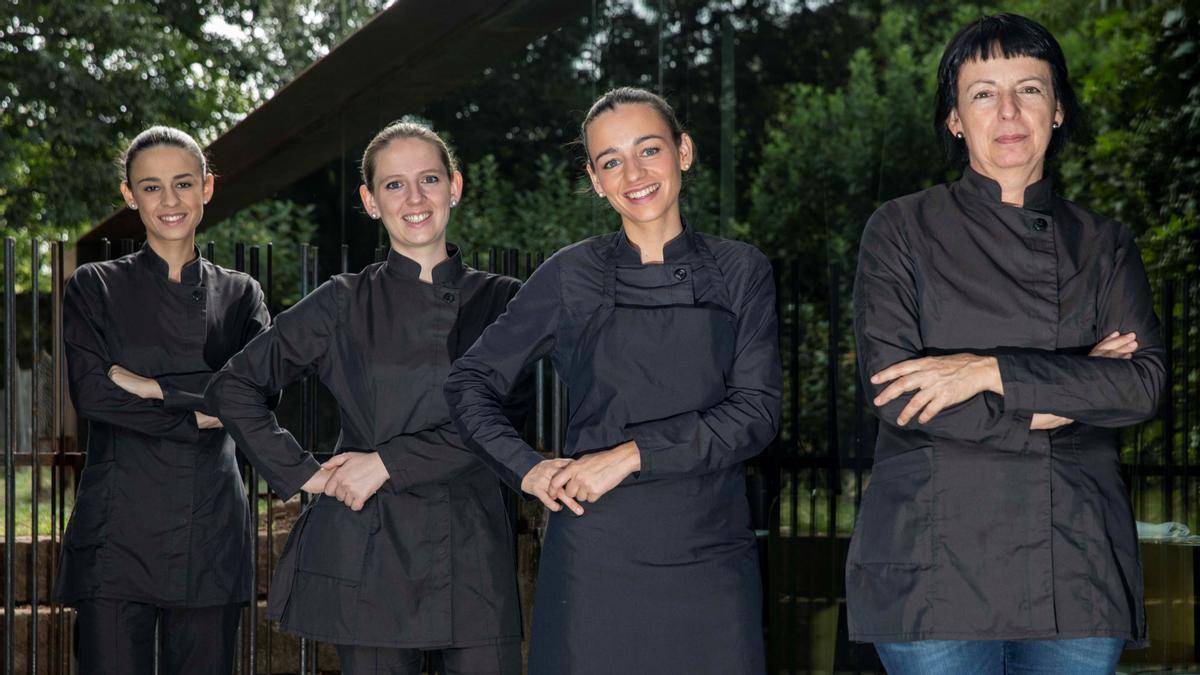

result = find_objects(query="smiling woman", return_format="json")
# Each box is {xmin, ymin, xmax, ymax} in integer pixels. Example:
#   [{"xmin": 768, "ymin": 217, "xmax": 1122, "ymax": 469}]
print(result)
[
  {"xmin": 56, "ymin": 126, "xmax": 272, "ymax": 674},
  {"xmin": 446, "ymin": 88, "xmax": 782, "ymax": 675}
]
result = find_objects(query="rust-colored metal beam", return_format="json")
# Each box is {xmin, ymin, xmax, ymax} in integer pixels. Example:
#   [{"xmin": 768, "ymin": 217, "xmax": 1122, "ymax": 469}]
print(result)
[{"xmin": 79, "ymin": 0, "xmax": 586, "ymax": 246}]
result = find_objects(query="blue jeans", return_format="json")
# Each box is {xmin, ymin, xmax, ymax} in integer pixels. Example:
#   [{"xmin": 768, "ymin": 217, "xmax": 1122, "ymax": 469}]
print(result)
[{"xmin": 873, "ymin": 638, "xmax": 1125, "ymax": 674}]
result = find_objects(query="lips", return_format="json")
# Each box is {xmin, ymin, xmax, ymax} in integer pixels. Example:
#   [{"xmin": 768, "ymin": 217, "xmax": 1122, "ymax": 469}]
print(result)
[
  {"xmin": 623, "ymin": 183, "xmax": 661, "ymax": 203},
  {"xmin": 995, "ymin": 134, "xmax": 1028, "ymax": 144},
  {"xmin": 402, "ymin": 211, "xmax": 432, "ymax": 224}
]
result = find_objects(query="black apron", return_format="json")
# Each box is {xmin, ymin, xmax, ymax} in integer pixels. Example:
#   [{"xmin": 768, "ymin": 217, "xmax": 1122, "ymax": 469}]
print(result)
[{"xmin": 528, "ymin": 244, "xmax": 765, "ymax": 675}]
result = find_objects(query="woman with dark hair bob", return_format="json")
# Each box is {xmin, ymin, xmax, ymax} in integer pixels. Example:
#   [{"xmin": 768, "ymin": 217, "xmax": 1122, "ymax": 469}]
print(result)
[
  {"xmin": 447, "ymin": 87, "xmax": 781, "ymax": 674},
  {"xmin": 55, "ymin": 126, "xmax": 271, "ymax": 673},
  {"xmin": 848, "ymin": 12, "xmax": 1162, "ymax": 674}
]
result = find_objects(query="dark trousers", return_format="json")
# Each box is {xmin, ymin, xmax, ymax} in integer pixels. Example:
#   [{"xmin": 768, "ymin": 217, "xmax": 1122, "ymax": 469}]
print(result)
[
  {"xmin": 336, "ymin": 640, "xmax": 521, "ymax": 675},
  {"xmin": 74, "ymin": 597, "xmax": 241, "ymax": 675}
]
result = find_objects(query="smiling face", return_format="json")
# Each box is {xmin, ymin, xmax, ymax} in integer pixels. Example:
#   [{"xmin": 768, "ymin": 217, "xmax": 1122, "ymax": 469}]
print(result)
[
  {"xmin": 119, "ymin": 145, "xmax": 213, "ymax": 247},
  {"xmin": 359, "ymin": 137, "xmax": 462, "ymax": 257},
  {"xmin": 947, "ymin": 54, "xmax": 1063, "ymax": 181},
  {"xmin": 584, "ymin": 103, "xmax": 694, "ymax": 231}
]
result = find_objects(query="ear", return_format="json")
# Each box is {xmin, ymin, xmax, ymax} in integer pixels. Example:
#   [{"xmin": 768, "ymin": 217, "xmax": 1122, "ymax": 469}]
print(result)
[
  {"xmin": 119, "ymin": 182, "xmax": 136, "ymax": 209},
  {"xmin": 359, "ymin": 184, "xmax": 378, "ymax": 218},
  {"xmin": 1053, "ymin": 102, "xmax": 1064, "ymax": 128},
  {"xmin": 450, "ymin": 170, "xmax": 464, "ymax": 205},
  {"xmin": 945, "ymin": 109, "xmax": 962, "ymax": 137},
  {"xmin": 678, "ymin": 132, "xmax": 695, "ymax": 172},
  {"xmin": 585, "ymin": 162, "xmax": 604, "ymax": 196},
  {"xmin": 201, "ymin": 173, "xmax": 215, "ymax": 205}
]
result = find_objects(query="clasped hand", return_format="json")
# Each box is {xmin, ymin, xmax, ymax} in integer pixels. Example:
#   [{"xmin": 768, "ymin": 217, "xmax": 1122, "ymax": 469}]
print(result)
[
  {"xmin": 300, "ymin": 451, "xmax": 390, "ymax": 512},
  {"xmin": 520, "ymin": 441, "xmax": 642, "ymax": 517},
  {"xmin": 870, "ymin": 331, "xmax": 1138, "ymax": 429}
]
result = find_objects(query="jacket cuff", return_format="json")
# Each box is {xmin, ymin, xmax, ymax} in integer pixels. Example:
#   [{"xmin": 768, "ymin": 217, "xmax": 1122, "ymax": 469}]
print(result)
[
  {"xmin": 161, "ymin": 384, "xmax": 209, "ymax": 413},
  {"xmin": 996, "ymin": 354, "xmax": 1034, "ymax": 415},
  {"xmin": 273, "ymin": 455, "xmax": 325, "ymax": 501}
]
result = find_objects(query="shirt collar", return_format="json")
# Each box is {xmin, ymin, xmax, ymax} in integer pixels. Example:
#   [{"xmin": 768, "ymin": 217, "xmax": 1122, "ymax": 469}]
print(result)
[
  {"xmin": 613, "ymin": 219, "xmax": 698, "ymax": 265},
  {"xmin": 383, "ymin": 244, "xmax": 466, "ymax": 285},
  {"xmin": 958, "ymin": 165, "xmax": 1055, "ymax": 213},
  {"xmin": 134, "ymin": 242, "xmax": 205, "ymax": 285}
]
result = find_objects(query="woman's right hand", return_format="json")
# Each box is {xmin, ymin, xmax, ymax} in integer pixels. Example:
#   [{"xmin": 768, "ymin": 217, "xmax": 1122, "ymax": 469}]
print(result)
[
  {"xmin": 1029, "ymin": 332, "xmax": 1139, "ymax": 430},
  {"xmin": 521, "ymin": 459, "xmax": 584, "ymax": 516},
  {"xmin": 195, "ymin": 412, "xmax": 223, "ymax": 429}
]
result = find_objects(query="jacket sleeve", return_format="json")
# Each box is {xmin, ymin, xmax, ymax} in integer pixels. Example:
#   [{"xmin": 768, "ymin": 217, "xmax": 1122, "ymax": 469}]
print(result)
[
  {"xmin": 854, "ymin": 205, "xmax": 1035, "ymax": 451},
  {"xmin": 996, "ymin": 222, "xmax": 1165, "ymax": 426},
  {"xmin": 161, "ymin": 280, "xmax": 274, "ymax": 413},
  {"xmin": 445, "ymin": 260, "xmax": 560, "ymax": 493},
  {"xmin": 204, "ymin": 281, "xmax": 335, "ymax": 499},
  {"xmin": 64, "ymin": 267, "xmax": 200, "ymax": 443},
  {"xmin": 377, "ymin": 423, "xmax": 484, "ymax": 493},
  {"xmin": 624, "ymin": 249, "xmax": 782, "ymax": 477}
]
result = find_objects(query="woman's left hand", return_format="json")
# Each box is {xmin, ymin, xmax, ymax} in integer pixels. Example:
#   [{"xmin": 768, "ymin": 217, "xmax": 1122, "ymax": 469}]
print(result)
[
  {"xmin": 108, "ymin": 364, "xmax": 163, "ymax": 400},
  {"xmin": 871, "ymin": 354, "xmax": 1002, "ymax": 426},
  {"xmin": 550, "ymin": 441, "xmax": 642, "ymax": 505},
  {"xmin": 321, "ymin": 452, "xmax": 390, "ymax": 511}
]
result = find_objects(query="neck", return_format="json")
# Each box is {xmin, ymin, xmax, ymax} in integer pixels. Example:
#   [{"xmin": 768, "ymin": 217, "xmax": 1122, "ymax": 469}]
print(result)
[
  {"xmin": 393, "ymin": 240, "xmax": 450, "ymax": 284},
  {"xmin": 971, "ymin": 159, "xmax": 1045, "ymax": 208},
  {"xmin": 621, "ymin": 204, "xmax": 684, "ymax": 264},
  {"xmin": 146, "ymin": 236, "xmax": 197, "ymax": 283}
]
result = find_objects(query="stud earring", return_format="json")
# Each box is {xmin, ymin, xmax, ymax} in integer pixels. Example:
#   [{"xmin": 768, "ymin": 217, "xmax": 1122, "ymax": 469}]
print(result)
[
  {"xmin": 451, "ymin": 199, "xmax": 458, "ymax": 207},
  {"xmin": 370, "ymin": 212, "xmax": 379, "ymax": 219},
  {"xmin": 955, "ymin": 132, "xmax": 964, "ymax": 140},
  {"xmin": 129, "ymin": 203, "xmax": 137, "ymax": 210},
  {"xmin": 1051, "ymin": 121, "xmax": 1060, "ymax": 129}
]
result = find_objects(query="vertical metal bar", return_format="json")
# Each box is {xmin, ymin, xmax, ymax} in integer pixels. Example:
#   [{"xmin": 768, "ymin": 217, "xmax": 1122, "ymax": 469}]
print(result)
[
  {"xmin": 341, "ymin": 243, "xmax": 350, "ymax": 274},
  {"xmin": 51, "ymin": 241, "xmax": 67, "ymax": 675},
  {"xmin": 30, "ymin": 239, "xmax": 40, "ymax": 674},
  {"xmin": 307, "ymin": 245, "xmax": 319, "ymax": 673},
  {"xmin": 5, "ymin": 237, "xmax": 16, "ymax": 675},
  {"xmin": 534, "ymin": 253, "xmax": 546, "ymax": 453},
  {"xmin": 230, "ymin": 243, "xmax": 246, "ymax": 675},
  {"xmin": 246, "ymin": 245, "xmax": 261, "ymax": 675},
  {"xmin": 374, "ymin": 245, "xmax": 385, "ymax": 264},
  {"xmin": 207, "ymin": 241, "xmax": 217, "ymax": 265},
  {"xmin": 1163, "ymin": 280, "xmax": 1175, "ymax": 521},
  {"xmin": 719, "ymin": 13, "xmax": 735, "ymax": 237},
  {"xmin": 1183, "ymin": 276, "xmax": 1192, "ymax": 525},
  {"xmin": 265, "ymin": 243, "xmax": 275, "ymax": 675},
  {"xmin": 488, "ymin": 247, "xmax": 497, "ymax": 274},
  {"xmin": 102, "ymin": 237, "xmax": 111, "ymax": 261},
  {"xmin": 298, "ymin": 243, "xmax": 310, "ymax": 675},
  {"xmin": 121, "ymin": 238, "xmax": 134, "ymax": 257}
]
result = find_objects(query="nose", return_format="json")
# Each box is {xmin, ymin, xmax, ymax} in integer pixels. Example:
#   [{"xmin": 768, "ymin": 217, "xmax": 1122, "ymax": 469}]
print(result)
[
  {"xmin": 622, "ymin": 156, "xmax": 646, "ymax": 183},
  {"xmin": 406, "ymin": 184, "xmax": 424, "ymax": 205},
  {"xmin": 998, "ymin": 90, "xmax": 1019, "ymax": 120},
  {"xmin": 161, "ymin": 185, "xmax": 181, "ymax": 207}
]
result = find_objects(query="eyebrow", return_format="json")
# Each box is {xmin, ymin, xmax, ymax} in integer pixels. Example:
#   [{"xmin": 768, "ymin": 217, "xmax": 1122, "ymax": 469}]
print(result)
[
  {"xmin": 379, "ymin": 168, "xmax": 443, "ymax": 181},
  {"xmin": 135, "ymin": 173, "xmax": 196, "ymax": 185},
  {"xmin": 593, "ymin": 134, "xmax": 667, "ymax": 162},
  {"xmin": 966, "ymin": 76, "xmax": 1049, "ymax": 87}
]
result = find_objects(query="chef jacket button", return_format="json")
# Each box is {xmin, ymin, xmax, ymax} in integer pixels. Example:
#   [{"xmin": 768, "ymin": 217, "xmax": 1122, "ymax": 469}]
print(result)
[
  {"xmin": 190, "ymin": 289, "xmax": 203, "ymax": 302},
  {"xmin": 673, "ymin": 267, "xmax": 688, "ymax": 281},
  {"xmin": 442, "ymin": 292, "xmax": 456, "ymax": 304},
  {"xmin": 1032, "ymin": 218, "xmax": 1048, "ymax": 232}
]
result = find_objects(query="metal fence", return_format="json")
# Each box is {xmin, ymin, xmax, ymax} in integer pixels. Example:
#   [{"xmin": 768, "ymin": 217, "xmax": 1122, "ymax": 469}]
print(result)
[{"xmin": 2, "ymin": 237, "xmax": 1197, "ymax": 673}]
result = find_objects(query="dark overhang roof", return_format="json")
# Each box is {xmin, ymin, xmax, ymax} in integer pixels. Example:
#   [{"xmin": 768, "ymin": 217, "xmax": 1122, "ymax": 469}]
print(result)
[{"xmin": 80, "ymin": 0, "xmax": 586, "ymax": 244}]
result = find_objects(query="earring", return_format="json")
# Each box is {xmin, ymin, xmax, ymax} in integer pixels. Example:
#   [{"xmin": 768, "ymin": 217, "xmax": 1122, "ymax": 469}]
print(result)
[
  {"xmin": 1051, "ymin": 121, "xmax": 1060, "ymax": 129},
  {"xmin": 370, "ymin": 212, "xmax": 379, "ymax": 219},
  {"xmin": 450, "ymin": 199, "xmax": 458, "ymax": 207},
  {"xmin": 955, "ymin": 132, "xmax": 964, "ymax": 140},
  {"xmin": 129, "ymin": 203, "xmax": 137, "ymax": 210}
]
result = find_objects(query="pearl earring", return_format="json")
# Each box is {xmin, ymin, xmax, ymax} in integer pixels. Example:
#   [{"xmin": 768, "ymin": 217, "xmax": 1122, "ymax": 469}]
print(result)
[
  {"xmin": 1052, "ymin": 121, "xmax": 1060, "ymax": 129},
  {"xmin": 129, "ymin": 204, "xmax": 137, "ymax": 210},
  {"xmin": 955, "ymin": 132, "xmax": 964, "ymax": 140},
  {"xmin": 451, "ymin": 199, "xmax": 458, "ymax": 207}
]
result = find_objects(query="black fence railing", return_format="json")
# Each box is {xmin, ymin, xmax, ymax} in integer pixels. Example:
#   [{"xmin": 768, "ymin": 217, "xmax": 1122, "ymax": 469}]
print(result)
[{"xmin": 1, "ymin": 236, "xmax": 1197, "ymax": 673}]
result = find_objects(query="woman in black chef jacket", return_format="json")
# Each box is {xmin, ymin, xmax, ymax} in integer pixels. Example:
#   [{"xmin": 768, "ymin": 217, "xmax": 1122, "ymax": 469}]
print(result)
[
  {"xmin": 848, "ymin": 14, "xmax": 1164, "ymax": 673},
  {"xmin": 445, "ymin": 87, "xmax": 782, "ymax": 675},
  {"xmin": 205, "ymin": 121, "xmax": 525, "ymax": 675},
  {"xmin": 55, "ymin": 126, "xmax": 272, "ymax": 674}
]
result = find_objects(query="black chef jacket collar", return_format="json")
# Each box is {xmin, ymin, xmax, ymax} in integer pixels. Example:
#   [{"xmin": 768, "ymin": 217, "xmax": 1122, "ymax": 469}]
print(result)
[
  {"xmin": 383, "ymin": 244, "xmax": 466, "ymax": 286},
  {"xmin": 959, "ymin": 165, "xmax": 1054, "ymax": 213},
  {"xmin": 134, "ymin": 242, "xmax": 205, "ymax": 285},
  {"xmin": 613, "ymin": 220, "xmax": 698, "ymax": 266}
]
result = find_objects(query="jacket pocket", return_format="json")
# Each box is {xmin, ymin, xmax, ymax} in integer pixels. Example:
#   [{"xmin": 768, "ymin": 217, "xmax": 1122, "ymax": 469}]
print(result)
[
  {"xmin": 64, "ymin": 460, "xmax": 115, "ymax": 547},
  {"xmin": 849, "ymin": 448, "xmax": 933, "ymax": 567},
  {"xmin": 296, "ymin": 495, "xmax": 378, "ymax": 585}
]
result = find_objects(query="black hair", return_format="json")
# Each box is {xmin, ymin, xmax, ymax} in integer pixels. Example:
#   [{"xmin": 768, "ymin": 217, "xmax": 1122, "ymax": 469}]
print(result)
[
  {"xmin": 934, "ymin": 12, "xmax": 1082, "ymax": 167},
  {"xmin": 121, "ymin": 126, "xmax": 209, "ymax": 185},
  {"xmin": 580, "ymin": 87, "xmax": 691, "ymax": 167}
]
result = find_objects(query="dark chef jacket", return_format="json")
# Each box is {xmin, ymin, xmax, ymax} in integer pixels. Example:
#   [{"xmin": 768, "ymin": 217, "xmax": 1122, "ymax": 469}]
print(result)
[
  {"xmin": 205, "ymin": 246, "xmax": 525, "ymax": 648},
  {"xmin": 847, "ymin": 166, "xmax": 1164, "ymax": 646},
  {"xmin": 55, "ymin": 244, "xmax": 270, "ymax": 608}
]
